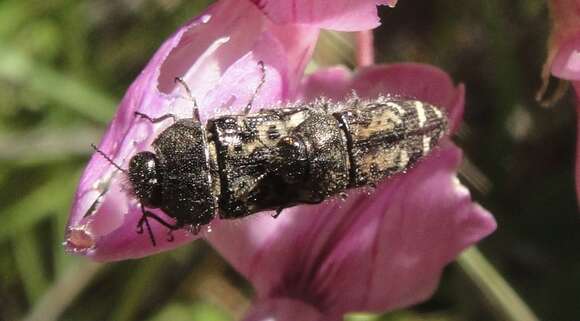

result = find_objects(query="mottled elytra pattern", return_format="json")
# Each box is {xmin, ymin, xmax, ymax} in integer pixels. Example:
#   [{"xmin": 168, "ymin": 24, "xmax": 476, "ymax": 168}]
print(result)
[
  {"xmin": 207, "ymin": 107, "xmax": 316, "ymax": 217},
  {"xmin": 289, "ymin": 109, "xmax": 350, "ymax": 202},
  {"xmin": 120, "ymin": 96, "xmax": 448, "ymax": 244},
  {"xmin": 334, "ymin": 98, "xmax": 447, "ymax": 187}
]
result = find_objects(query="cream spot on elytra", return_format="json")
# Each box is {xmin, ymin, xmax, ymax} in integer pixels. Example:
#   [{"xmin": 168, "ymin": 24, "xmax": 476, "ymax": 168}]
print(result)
[
  {"xmin": 414, "ymin": 101, "xmax": 426, "ymax": 127},
  {"xmin": 422, "ymin": 135, "xmax": 431, "ymax": 155}
]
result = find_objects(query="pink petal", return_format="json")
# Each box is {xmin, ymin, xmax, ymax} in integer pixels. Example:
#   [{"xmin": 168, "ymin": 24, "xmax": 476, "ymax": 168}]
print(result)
[
  {"xmin": 210, "ymin": 144, "xmax": 495, "ymax": 316},
  {"xmin": 300, "ymin": 66, "xmax": 353, "ymax": 99},
  {"xmin": 301, "ymin": 64, "xmax": 465, "ymax": 133},
  {"xmin": 65, "ymin": 0, "xmax": 318, "ymax": 261},
  {"xmin": 251, "ymin": 0, "xmax": 396, "ymax": 32},
  {"xmin": 551, "ymin": 33, "xmax": 580, "ymax": 80},
  {"xmin": 540, "ymin": 1, "xmax": 580, "ymax": 96},
  {"xmin": 547, "ymin": 0, "xmax": 580, "ymax": 44},
  {"xmin": 208, "ymin": 65, "xmax": 496, "ymax": 316}
]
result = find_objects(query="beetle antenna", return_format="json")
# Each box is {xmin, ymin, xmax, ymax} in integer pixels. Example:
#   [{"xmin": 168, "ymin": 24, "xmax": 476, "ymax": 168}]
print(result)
[{"xmin": 90, "ymin": 144, "xmax": 127, "ymax": 174}]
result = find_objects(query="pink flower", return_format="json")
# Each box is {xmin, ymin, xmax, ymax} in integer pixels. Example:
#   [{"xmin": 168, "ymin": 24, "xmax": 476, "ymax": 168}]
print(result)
[
  {"xmin": 65, "ymin": 0, "xmax": 403, "ymax": 260},
  {"xmin": 65, "ymin": 0, "xmax": 496, "ymax": 317},
  {"xmin": 251, "ymin": 0, "xmax": 397, "ymax": 31},
  {"xmin": 540, "ymin": 0, "xmax": 580, "ymax": 203},
  {"xmin": 65, "ymin": 0, "xmax": 320, "ymax": 260},
  {"xmin": 209, "ymin": 65, "xmax": 495, "ymax": 320}
]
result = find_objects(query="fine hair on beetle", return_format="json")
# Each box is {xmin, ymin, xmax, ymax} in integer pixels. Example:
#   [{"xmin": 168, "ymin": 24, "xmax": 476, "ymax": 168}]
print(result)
[{"xmin": 90, "ymin": 61, "xmax": 449, "ymax": 246}]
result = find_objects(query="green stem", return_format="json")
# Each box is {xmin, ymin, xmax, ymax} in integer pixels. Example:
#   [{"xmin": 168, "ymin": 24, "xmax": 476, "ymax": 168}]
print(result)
[
  {"xmin": 458, "ymin": 247, "xmax": 540, "ymax": 321},
  {"xmin": 22, "ymin": 260, "xmax": 103, "ymax": 321},
  {"xmin": 0, "ymin": 45, "xmax": 116, "ymax": 124}
]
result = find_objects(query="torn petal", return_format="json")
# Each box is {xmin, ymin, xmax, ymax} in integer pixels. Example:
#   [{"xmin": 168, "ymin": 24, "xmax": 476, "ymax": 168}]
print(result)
[{"xmin": 66, "ymin": 0, "xmax": 318, "ymax": 261}]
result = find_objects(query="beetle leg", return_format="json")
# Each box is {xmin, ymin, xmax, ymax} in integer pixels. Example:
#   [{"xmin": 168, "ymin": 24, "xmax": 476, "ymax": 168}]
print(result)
[
  {"xmin": 272, "ymin": 207, "xmax": 284, "ymax": 219},
  {"xmin": 243, "ymin": 60, "xmax": 266, "ymax": 114},
  {"xmin": 190, "ymin": 224, "xmax": 202, "ymax": 235},
  {"xmin": 142, "ymin": 211, "xmax": 180, "ymax": 229},
  {"xmin": 137, "ymin": 205, "xmax": 180, "ymax": 246},
  {"xmin": 137, "ymin": 214, "xmax": 157, "ymax": 246},
  {"xmin": 174, "ymin": 77, "xmax": 201, "ymax": 122},
  {"xmin": 166, "ymin": 230, "xmax": 175, "ymax": 242},
  {"xmin": 174, "ymin": 77, "xmax": 195, "ymax": 102},
  {"xmin": 134, "ymin": 111, "xmax": 177, "ymax": 124}
]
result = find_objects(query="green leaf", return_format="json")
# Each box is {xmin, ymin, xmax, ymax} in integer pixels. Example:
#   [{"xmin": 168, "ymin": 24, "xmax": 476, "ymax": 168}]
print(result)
[
  {"xmin": 0, "ymin": 1, "xmax": 30, "ymax": 38},
  {"xmin": 148, "ymin": 303, "xmax": 232, "ymax": 321},
  {"xmin": 23, "ymin": 259, "xmax": 103, "ymax": 321},
  {"xmin": 0, "ymin": 45, "xmax": 116, "ymax": 124},
  {"xmin": 109, "ymin": 256, "xmax": 168, "ymax": 321},
  {"xmin": 345, "ymin": 313, "xmax": 381, "ymax": 321},
  {"xmin": 0, "ymin": 127, "xmax": 100, "ymax": 163},
  {"xmin": 457, "ymin": 247, "xmax": 539, "ymax": 321},
  {"xmin": 0, "ymin": 170, "xmax": 78, "ymax": 243},
  {"xmin": 12, "ymin": 231, "xmax": 49, "ymax": 304}
]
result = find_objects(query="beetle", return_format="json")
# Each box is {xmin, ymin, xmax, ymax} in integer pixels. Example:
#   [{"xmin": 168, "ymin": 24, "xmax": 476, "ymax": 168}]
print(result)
[{"xmin": 91, "ymin": 65, "xmax": 448, "ymax": 246}]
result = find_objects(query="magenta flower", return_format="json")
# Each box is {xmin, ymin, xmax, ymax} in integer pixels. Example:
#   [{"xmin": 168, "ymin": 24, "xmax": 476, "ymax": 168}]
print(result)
[
  {"xmin": 540, "ymin": 0, "xmax": 580, "ymax": 203},
  {"xmin": 251, "ymin": 0, "xmax": 397, "ymax": 31},
  {"xmin": 65, "ymin": 0, "xmax": 320, "ymax": 260},
  {"xmin": 210, "ymin": 65, "xmax": 495, "ymax": 320},
  {"xmin": 65, "ymin": 0, "xmax": 496, "ymax": 317}
]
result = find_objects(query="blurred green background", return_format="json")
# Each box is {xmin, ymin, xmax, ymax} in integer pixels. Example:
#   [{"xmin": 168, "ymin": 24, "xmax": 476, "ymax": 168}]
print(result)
[{"xmin": 0, "ymin": 1, "xmax": 577, "ymax": 321}]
